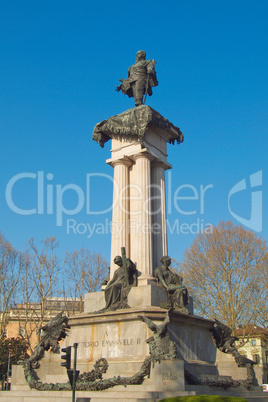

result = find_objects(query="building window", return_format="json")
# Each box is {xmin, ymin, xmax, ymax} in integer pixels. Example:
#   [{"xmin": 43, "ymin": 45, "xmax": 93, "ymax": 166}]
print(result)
[
  {"xmin": 252, "ymin": 354, "xmax": 259, "ymax": 364},
  {"xmin": 18, "ymin": 327, "xmax": 25, "ymax": 336},
  {"xmin": 252, "ymin": 339, "xmax": 256, "ymax": 346}
]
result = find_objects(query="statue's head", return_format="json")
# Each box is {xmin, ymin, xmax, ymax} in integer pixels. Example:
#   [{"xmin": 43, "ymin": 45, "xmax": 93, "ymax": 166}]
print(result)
[
  {"xmin": 136, "ymin": 50, "xmax": 146, "ymax": 61},
  {"xmin": 160, "ymin": 255, "xmax": 171, "ymax": 267},
  {"xmin": 114, "ymin": 255, "xmax": 123, "ymax": 267}
]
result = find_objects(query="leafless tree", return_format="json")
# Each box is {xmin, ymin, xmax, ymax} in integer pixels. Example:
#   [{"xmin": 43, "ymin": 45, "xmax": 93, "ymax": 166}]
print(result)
[
  {"xmin": 179, "ymin": 221, "xmax": 268, "ymax": 331},
  {"xmin": 12, "ymin": 252, "xmax": 40, "ymax": 354},
  {"xmin": 64, "ymin": 247, "xmax": 108, "ymax": 313},
  {"xmin": 254, "ymin": 256, "xmax": 268, "ymax": 328},
  {"xmin": 0, "ymin": 232, "xmax": 23, "ymax": 337},
  {"xmin": 14, "ymin": 237, "xmax": 63, "ymax": 348}
]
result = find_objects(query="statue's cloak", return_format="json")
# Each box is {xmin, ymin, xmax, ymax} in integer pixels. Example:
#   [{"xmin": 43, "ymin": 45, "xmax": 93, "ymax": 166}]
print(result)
[{"xmin": 92, "ymin": 105, "xmax": 183, "ymax": 148}]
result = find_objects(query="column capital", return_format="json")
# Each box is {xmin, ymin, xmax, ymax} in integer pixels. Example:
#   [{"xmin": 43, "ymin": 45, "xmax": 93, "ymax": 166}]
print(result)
[
  {"xmin": 106, "ymin": 156, "xmax": 133, "ymax": 168},
  {"xmin": 132, "ymin": 151, "xmax": 155, "ymax": 163},
  {"xmin": 151, "ymin": 160, "xmax": 172, "ymax": 171}
]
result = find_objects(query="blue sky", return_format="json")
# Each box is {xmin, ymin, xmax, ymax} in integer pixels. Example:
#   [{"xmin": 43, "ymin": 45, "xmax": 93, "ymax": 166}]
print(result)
[{"xmin": 0, "ymin": 0, "xmax": 267, "ymax": 264}]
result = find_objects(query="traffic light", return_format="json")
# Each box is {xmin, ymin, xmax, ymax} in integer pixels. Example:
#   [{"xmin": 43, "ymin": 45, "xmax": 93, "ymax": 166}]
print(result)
[
  {"xmin": 61, "ymin": 346, "xmax": 71, "ymax": 369},
  {"xmin": 67, "ymin": 369, "xmax": 80, "ymax": 389}
]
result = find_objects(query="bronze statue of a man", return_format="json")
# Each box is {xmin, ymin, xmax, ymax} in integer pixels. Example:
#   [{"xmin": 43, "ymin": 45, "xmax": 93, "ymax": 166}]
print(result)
[{"xmin": 116, "ymin": 50, "xmax": 158, "ymax": 106}]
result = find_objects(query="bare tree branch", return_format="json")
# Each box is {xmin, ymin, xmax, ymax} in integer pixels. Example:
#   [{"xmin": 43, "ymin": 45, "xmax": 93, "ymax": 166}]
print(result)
[
  {"xmin": 0, "ymin": 232, "xmax": 22, "ymax": 337},
  {"xmin": 64, "ymin": 248, "xmax": 108, "ymax": 313},
  {"xmin": 179, "ymin": 221, "xmax": 268, "ymax": 331}
]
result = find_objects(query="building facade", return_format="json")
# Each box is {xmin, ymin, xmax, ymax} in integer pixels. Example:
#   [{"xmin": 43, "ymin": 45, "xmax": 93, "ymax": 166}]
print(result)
[
  {"xmin": 235, "ymin": 325, "xmax": 268, "ymax": 384},
  {"xmin": 2, "ymin": 298, "xmax": 83, "ymax": 354}
]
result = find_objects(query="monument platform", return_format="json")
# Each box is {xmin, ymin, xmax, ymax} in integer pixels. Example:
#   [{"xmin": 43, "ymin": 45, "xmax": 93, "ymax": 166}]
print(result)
[{"xmin": 10, "ymin": 306, "xmax": 266, "ymax": 401}]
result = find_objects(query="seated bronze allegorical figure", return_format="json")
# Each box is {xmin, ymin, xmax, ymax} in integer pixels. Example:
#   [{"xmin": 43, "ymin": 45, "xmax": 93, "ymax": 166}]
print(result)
[
  {"xmin": 103, "ymin": 254, "xmax": 137, "ymax": 311},
  {"xmin": 154, "ymin": 256, "xmax": 190, "ymax": 314}
]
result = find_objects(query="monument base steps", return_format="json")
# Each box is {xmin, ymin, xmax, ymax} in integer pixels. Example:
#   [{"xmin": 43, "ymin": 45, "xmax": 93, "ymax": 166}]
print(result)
[{"xmin": 0, "ymin": 386, "xmax": 267, "ymax": 402}]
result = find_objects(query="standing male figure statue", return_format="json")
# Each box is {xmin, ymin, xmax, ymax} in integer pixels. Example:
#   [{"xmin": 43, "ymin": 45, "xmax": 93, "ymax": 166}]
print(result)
[{"xmin": 116, "ymin": 50, "xmax": 158, "ymax": 106}]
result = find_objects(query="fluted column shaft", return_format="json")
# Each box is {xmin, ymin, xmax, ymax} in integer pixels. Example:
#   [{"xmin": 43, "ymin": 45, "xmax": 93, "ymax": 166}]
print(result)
[
  {"xmin": 132, "ymin": 153, "xmax": 155, "ymax": 285},
  {"xmin": 110, "ymin": 158, "xmax": 131, "ymax": 276},
  {"xmin": 151, "ymin": 162, "xmax": 168, "ymax": 270}
]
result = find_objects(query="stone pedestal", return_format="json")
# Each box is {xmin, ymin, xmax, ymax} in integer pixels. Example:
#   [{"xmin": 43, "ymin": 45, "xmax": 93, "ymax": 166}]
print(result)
[
  {"xmin": 10, "ymin": 307, "xmax": 265, "ymax": 401},
  {"xmin": 13, "ymin": 308, "xmax": 215, "ymax": 385},
  {"xmin": 84, "ymin": 285, "xmax": 194, "ymax": 314},
  {"xmin": 58, "ymin": 308, "xmax": 214, "ymax": 377}
]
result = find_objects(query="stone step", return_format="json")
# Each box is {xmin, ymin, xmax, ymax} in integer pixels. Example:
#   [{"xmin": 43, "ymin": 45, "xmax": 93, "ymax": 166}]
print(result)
[
  {"xmin": 0, "ymin": 390, "xmax": 196, "ymax": 402},
  {"xmin": 186, "ymin": 384, "xmax": 266, "ymax": 399},
  {"xmin": 1, "ymin": 388, "xmax": 267, "ymax": 402}
]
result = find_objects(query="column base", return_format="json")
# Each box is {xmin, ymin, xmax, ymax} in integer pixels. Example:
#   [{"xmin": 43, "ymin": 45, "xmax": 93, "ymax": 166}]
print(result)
[{"xmin": 137, "ymin": 275, "xmax": 157, "ymax": 287}]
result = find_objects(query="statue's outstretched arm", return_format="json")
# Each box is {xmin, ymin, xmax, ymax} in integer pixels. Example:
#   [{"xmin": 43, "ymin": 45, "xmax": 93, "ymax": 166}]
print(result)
[
  {"xmin": 138, "ymin": 315, "xmax": 157, "ymax": 332},
  {"xmin": 115, "ymin": 79, "xmax": 124, "ymax": 92},
  {"xmin": 162, "ymin": 309, "xmax": 172, "ymax": 327}
]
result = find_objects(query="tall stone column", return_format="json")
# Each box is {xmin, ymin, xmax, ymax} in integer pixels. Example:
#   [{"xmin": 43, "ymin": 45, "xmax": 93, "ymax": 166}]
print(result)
[
  {"xmin": 131, "ymin": 152, "xmax": 155, "ymax": 285},
  {"xmin": 151, "ymin": 161, "xmax": 168, "ymax": 270},
  {"xmin": 110, "ymin": 158, "xmax": 132, "ymax": 276}
]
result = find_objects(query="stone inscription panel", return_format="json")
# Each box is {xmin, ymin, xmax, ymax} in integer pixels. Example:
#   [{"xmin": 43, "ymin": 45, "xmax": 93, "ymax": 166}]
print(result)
[
  {"xmin": 81, "ymin": 336, "xmax": 141, "ymax": 349},
  {"xmin": 71, "ymin": 320, "xmax": 149, "ymax": 362}
]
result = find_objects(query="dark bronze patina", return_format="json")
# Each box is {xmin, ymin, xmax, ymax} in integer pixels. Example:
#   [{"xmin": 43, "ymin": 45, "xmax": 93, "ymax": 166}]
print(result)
[
  {"xmin": 92, "ymin": 105, "xmax": 183, "ymax": 148},
  {"xmin": 19, "ymin": 312, "xmax": 152, "ymax": 391},
  {"xmin": 138, "ymin": 309, "xmax": 177, "ymax": 364},
  {"xmin": 185, "ymin": 319, "xmax": 256, "ymax": 389},
  {"xmin": 103, "ymin": 251, "xmax": 137, "ymax": 311},
  {"xmin": 95, "ymin": 247, "xmax": 137, "ymax": 313},
  {"xmin": 154, "ymin": 256, "xmax": 190, "ymax": 313},
  {"xmin": 116, "ymin": 50, "xmax": 158, "ymax": 106}
]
